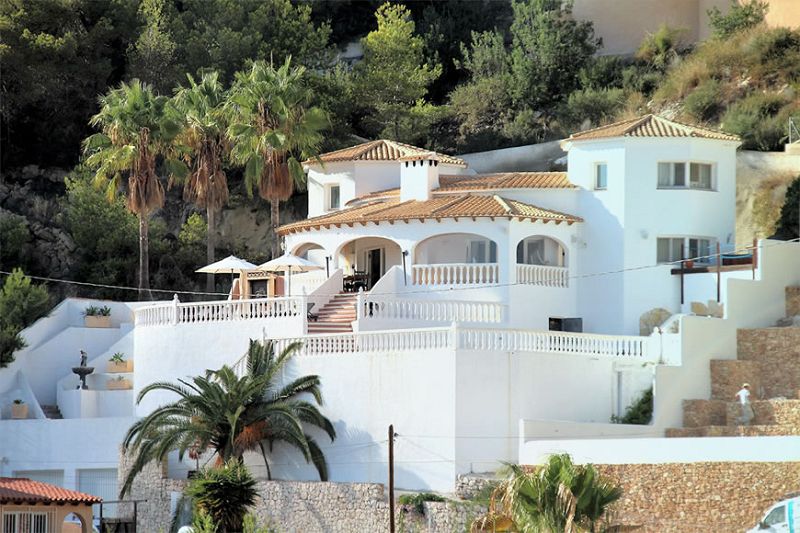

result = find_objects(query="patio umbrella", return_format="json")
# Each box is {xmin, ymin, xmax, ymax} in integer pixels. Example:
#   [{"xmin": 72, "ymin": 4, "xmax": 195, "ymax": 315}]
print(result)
[
  {"xmin": 256, "ymin": 253, "xmax": 323, "ymax": 296},
  {"xmin": 196, "ymin": 255, "xmax": 258, "ymax": 293}
]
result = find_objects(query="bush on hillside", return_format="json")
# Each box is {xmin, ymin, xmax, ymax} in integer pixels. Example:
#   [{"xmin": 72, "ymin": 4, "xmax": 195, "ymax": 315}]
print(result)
[
  {"xmin": 683, "ymin": 79, "xmax": 724, "ymax": 122},
  {"xmin": 622, "ymin": 65, "xmax": 664, "ymax": 96},
  {"xmin": 722, "ymin": 93, "xmax": 792, "ymax": 151},
  {"xmin": 747, "ymin": 27, "xmax": 800, "ymax": 81},
  {"xmin": 635, "ymin": 25, "xmax": 687, "ymax": 71},
  {"xmin": 579, "ymin": 56, "xmax": 625, "ymax": 91},
  {"xmin": 708, "ymin": 0, "xmax": 769, "ymax": 39},
  {"xmin": 560, "ymin": 88, "xmax": 626, "ymax": 131},
  {"xmin": 774, "ymin": 176, "xmax": 800, "ymax": 240},
  {"xmin": 0, "ymin": 269, "xmax": 50, "ymax": 368}
]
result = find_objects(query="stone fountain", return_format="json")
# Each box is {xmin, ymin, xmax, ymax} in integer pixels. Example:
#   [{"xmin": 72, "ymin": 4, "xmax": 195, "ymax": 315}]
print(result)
[{"xmin": 72, "ymin": 350, "xmax": 94, "ymax": 390}]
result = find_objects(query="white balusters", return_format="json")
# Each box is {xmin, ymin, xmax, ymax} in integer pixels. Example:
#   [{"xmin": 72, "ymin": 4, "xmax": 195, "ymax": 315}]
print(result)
[
  {"xmin": 360, "ymin": 297, "xmax": 504, "ymax": 324},
  {"xmin": 515, "ymin": 264, "xmax": 569, "ymax": 287},
  {"xmin": 411, "ymin": 263, "xmax": 500, "ymax": 286},
  {"xmin": 134, "ymin": 296, "xmax": 305, "ymax": 326}
]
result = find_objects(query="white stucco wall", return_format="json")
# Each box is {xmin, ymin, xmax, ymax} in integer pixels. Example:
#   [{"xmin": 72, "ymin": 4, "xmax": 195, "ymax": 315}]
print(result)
[{"xmin": 306, "ymin": 162, "xmax": 356, "ymax": 218}]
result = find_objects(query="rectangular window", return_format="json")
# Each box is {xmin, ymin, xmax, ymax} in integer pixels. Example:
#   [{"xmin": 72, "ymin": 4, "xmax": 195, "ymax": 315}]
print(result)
[
  {"xmin": 2, "ymin": 512, "xmax": 49, "ymax": 533},
  {"xmin": 658, "ymin": 162, "xmax": 713, "ymax": 190},
  {"xmin": 657, "ymin": 237, "xmax": 714, "ymax": 263},
  {"xmin": 690, "ymin": 163, "xmax": 712, "ymax": 189},
  {"xmin": 328, "ymin": 185, "xmax": 340, "ymax": 210},
  {"xmin": 594, "ymin": 163, "xmax": 607, "ymax": 189},
  {"xmin": 467, "ymin": 240, "xmax": 497, "ymax": 263}
]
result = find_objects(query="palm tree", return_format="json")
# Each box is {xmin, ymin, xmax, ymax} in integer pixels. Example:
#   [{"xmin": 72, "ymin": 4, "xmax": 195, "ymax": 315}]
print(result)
[
  {"xmin": 83, "ymin": 80, "xmax": 177, "ymax": 298},
  {"xmin": 473, "ymin": 455, "xmax": 623, "ymax": 533},
  {"xmin": 120, "ymin": 339, "xmax": 336, "ymax": 497},
  {"xmin": 227, "ymin": 58, "xmax": 328, "ymax": 258},
  {"xmin": 169, "ymin": 72, "xmax": 230, "ymax": 292}
]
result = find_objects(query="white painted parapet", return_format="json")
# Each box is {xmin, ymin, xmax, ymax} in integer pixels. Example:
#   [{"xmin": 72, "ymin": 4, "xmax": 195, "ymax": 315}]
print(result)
[
  {"xmin": 411, "ymin": 263, "xmax": 500, "ymax": 286},
  {"xmin": 361, "ymin": 297, "xmax": 505, "ymax": 325},
  {"xmin": 516, "ymin": 264, "xmax": 569, "ymax": 287},
  {"xmin": 134, "ymin": 296, "xmax": 306, "ymax": 327}
]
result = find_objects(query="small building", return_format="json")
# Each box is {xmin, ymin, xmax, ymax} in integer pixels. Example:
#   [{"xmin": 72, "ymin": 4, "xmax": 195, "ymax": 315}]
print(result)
[{"xmin": 0, "ymin": 477, "xmax": 100, "ymax": 533}]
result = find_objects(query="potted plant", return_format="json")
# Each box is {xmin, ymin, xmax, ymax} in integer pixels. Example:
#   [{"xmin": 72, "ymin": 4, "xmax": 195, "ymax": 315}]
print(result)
[
  {"xmin": 84, "ymin": 305, "xmax": 112, "ymax": 328},
  {"xmin": 107, "ymin": 352, "xmax": 133, "ymax": 373},
  {"xmin": 107, "ymin": 375, "xmax": 132, "ymax": 390},
  {"xmin": 11, "ymin": 399, "xmax": 28, "ymax": 419}
]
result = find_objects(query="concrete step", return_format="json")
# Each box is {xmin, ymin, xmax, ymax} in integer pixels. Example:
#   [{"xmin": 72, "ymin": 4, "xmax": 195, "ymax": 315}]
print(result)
[{"xmin": 710, "ymin": 359, "xmax": 762, "ymax": 401}]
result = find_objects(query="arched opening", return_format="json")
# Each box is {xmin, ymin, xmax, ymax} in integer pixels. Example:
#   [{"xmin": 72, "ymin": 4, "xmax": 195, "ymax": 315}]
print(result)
[
  {"xmin": 336, "ymin": 236, "xmax": 403, "ymax": 290},
  {"xmin": 62, "ymin": 512, "xmax": 87, "ymax": 533},
  {"xmin": 291, "ymin": 242, "xmax": 327, "ymax": 267},
  {"xmin": 414, "ymin": 233, "xmax": 498, "ymax": 265},
  {"xmin": 515, "ymin": 235, "xmax": 569, "ymax": 287},
  {"xmin": 516, "ymin": 236, "xmax": 566, "ymax": 266},
  {"xmin": 412, "ymin": 233, "xmax": 500, "ymax": 286}
]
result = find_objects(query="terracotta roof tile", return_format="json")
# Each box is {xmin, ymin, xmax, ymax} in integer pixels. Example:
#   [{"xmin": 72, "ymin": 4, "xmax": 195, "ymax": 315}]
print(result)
[
  {"xmin": 307, "ymin": 140, "xmax": 467, "ymax": 167},
  {"xmin": 345, "ymin": 172, "xmax": 575, "ymax": 206},
  {"xmin": 279, "ymin": 194, "xmax": 581, "ymax": 235},
  {"xmin": 438, "ymin": 172, "xmax": 575, "ymax": 191},
  {"xmin": 567, "ymin": 114, "xmax": 740, "ymax": 142},
  {"xmin": 0, "ymin": 478, "xmax": 102, "ymax": 505}
]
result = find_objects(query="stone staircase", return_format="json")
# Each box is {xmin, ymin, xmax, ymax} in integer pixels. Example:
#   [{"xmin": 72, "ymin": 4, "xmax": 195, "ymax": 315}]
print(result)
[
  {"xmin": 307, "ymin": 292, "xmax": 359, "ymax": 335},
  {"xmin": 41, "ymin": 404, "xmax": 63, "ymax": 419},
  {"xmin": 667, "ymin": 286, "xmax": 800, "ymax": 437}
]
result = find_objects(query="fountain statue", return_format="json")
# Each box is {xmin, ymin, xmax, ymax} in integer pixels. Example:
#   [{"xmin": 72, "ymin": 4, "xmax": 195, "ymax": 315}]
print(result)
[{"xmin": 71, "ymin": 350, "xmax": 94, "ymax": 390}]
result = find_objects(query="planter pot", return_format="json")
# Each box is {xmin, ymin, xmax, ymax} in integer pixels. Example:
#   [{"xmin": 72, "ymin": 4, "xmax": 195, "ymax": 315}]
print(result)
[
  {"xmin": 85, "ymin": 315, "xmax": 112, "ymax": 328},
  {"xmin": 107, "ymin": 379, "xmax": 132, "ymax": 390},
  {"xmin": 107, "ymin": 360, "xmax": 133, "ymax": 373},
  {"xmin": 11, "ymin": 404, "xmax": 29, "ymax": 419},
  {"xmin": 684, "ymin": 260, "xmax": 694, "ymax": 269}
]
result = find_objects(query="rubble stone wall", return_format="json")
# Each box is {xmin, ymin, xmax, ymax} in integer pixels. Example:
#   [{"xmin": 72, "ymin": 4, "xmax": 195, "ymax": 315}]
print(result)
[
  {"xmin": 737, "ymin": 327, "xmax": 800, "ymax": 399},
  {"xmin": 596, "ymin": 461, "xmax": 800, "ymax": 533}
]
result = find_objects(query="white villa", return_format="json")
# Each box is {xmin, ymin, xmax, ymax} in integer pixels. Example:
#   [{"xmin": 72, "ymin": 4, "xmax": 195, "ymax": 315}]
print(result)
[{"xmin": 2, "ymin": 114, "xmax": 800, "ymax": 527}]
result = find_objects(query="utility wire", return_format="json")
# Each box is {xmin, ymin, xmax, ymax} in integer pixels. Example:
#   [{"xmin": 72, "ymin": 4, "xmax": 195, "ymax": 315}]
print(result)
[{"xmin": 2, "ymin": 238, "xmax": 797, "ymax": 300}]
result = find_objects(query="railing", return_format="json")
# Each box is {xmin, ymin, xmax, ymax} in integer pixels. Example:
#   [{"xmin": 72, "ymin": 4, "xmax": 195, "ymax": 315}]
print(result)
[
  {"xmin": 456, "ymin": 328, "xmax": 656, "ymax": 360},
  {"xmin": 359, "ymin": 297, "xmax": 504, "ymax": 323},
  {"xmin": 516, "ymin": 264, "xmax": 569, "ymax": 287},
  {"xmin": 411, "ymin": 263, "xmax": 499, "ymax": 286},
  {"xmin": 229, "ymin": 326, "xmax": 660, "ymax": 364},
  {"xmin": 135, "ymin": 296, "xmax": 304, "ymax": 326}
]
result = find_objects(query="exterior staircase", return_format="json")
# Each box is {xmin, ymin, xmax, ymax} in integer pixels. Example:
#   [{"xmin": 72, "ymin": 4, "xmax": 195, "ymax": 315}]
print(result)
[
  {"xmin": 667, "ymin": 286, "xmax": 800, "ymax": 437},
  {"xmin": 307, "ymin": 292, "xmax": 359, "ymax": 335},
  {"xmin": 41, "ymin": 404, "xmax": 63, "ymax": 419}
]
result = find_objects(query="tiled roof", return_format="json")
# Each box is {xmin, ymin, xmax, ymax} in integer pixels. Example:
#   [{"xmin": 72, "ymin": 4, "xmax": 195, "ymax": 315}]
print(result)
[
  {"xmin": 279, "ymin": 194, "xmax": 581, "ymax": 235},
  {"xmin": 0, "ymin": 478, "xmax": 102, "ymax": 505},
  {"xmin": 306, "ymin": 140, "xmax": 467, "ymax": 167},
  {"xmin": 438, "ymin": 172, "xmax": 575, "ymax": 191},
  {"xmin": 345, "ymin": 172, "xmax": 575, "ymax": 206},
  {"xmin": 567, "ymin": 114, "xmax": 740, "ymax": 142}
]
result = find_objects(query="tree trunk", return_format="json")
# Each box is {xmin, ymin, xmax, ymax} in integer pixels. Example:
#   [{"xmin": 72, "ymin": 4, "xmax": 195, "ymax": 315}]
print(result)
[
  {"xmin": 206, "ymin": 207, "xmax": 216, "ymax": 293},
  {"xmin": 270, "ymin": 200, "xmax": 281, "ymax": 259},
  {"xmin": 138, "ymin": 213, "xmax": 153, "ymax": 300}
]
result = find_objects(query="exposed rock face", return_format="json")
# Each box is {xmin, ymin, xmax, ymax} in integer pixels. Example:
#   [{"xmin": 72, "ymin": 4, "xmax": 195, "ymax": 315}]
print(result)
[{"xmin": 638, "ymin": 307, "xmax": 672, "ymax": 336}]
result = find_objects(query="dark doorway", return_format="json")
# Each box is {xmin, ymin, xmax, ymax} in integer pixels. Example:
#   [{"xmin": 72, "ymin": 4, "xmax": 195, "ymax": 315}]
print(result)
[{"xmin": 367, "ymin": 248, "xmax": 383, "ymax": 289}]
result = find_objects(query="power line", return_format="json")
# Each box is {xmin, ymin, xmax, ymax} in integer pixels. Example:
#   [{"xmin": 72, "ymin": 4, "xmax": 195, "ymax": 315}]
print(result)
[{"xmin": 2, "ymin": 238, "xmax": 797, "ymax": 301}]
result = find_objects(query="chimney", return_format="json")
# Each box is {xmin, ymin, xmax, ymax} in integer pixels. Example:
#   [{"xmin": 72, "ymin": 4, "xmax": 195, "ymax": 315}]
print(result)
[{"xmin": 399, "ymin": 153, "xmax": 440, "ymax": 202}]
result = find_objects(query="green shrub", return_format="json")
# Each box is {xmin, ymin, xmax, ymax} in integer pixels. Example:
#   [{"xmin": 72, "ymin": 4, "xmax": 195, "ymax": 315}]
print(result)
[
  {"xmin": 747, "ymin": 27, "xmax": 800, "ymax": 80},
  {"xmin": 774, "ymin": 176, "xmax": 800, "ymax": 240},
  {"xmin": 0, "ymin": 213, "xmax": 33, "ymax": 272},
  {"xmin": 635, "ymin": 24, "xmax": 687, "ymax": 71},
  {"xmin": 611, "ymin": 387, "xmax": 653, "ymax": 425},
  {"xmin": 579, "ymin": 56, "xmax": 625, "ymax": 90},
  {"xmin": 683, "ymin": 79, "xmax": 724, "ymax": 122},
  {"xmin": 622, "ymin": 65, "xmax": 663, "ymax": 96},
  {"xmin": 186, "ymin": 461, "xmax": 258, "ymax": 533},
  {"xmin": 560, "ymin": 88, "xmax": 625, "ymax": 130},
  {"xmin": 708, "ymin": 0, "xmax": 769, "ymax": 39},
  {"xmin": 399, "ymin": 492, "xmax": 446, "ymax": 515},
  {"xmin": 721, "ymin": 93, "xmax": 791, "ymax": 150},
  {"xmin": 0, "ymin": 269, "xmax": 50, "ymax": 368}
]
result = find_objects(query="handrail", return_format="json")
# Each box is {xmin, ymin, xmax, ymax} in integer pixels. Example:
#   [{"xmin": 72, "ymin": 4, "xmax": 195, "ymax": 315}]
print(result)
[
  {"xmin": 457, "ymin": 328, "xmax": 656, "ymax": 359},
  {"xmin": 134, "ymin": 296, "xmax": 305, "ymax": 326},
  {"xmin": 516, "ymin": 264, "xmax": 569, "ymax": 288},
  {"xmin": 360, "ymin": 297, "xmax": 504, "ymax": 323},
  {"xmin": 232, "ymin": 326, "xmax": 660, "ymax": 363},
  {"xmin": 411, "ymin": 263, "xmax": 499, "ymax": 286}
]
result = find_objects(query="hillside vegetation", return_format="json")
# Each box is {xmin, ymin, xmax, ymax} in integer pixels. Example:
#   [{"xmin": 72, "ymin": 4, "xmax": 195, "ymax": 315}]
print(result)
[{"xmin": 653, "ymin": 24, "xmax": 800, "ymax": 151}]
